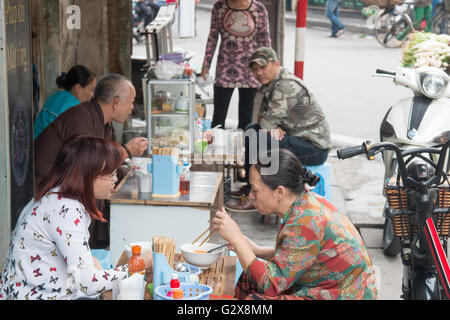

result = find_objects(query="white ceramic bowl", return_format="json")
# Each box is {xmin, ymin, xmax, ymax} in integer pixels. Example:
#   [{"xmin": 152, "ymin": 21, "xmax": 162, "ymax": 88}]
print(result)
[
  {"xmin": 124, "ymin": 241, "xmax": 153, "ymax": 258},
  {"xmin": 180, "ymin": 243, "xmax": 225, "ymax": 269}
]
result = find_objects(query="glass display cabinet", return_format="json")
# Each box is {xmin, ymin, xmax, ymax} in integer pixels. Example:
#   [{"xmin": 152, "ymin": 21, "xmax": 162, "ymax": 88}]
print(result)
[{"xmin": 145, "ymin": 78, "xmax": 195, "ymax": 154}]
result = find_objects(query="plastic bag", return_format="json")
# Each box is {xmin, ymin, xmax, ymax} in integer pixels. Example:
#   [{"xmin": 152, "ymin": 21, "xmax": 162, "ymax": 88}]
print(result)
[
  {"xmin": 154, "ymin": 60, "xmax": 184, "ymax": 80},
  {"xmin": 196, "ymin": 74, "xmax": 214, "ymax": 87}
]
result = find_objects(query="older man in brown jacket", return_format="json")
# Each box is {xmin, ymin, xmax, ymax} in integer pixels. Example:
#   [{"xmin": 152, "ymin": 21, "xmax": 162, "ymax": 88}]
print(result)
[{"xmin": 34, "ymin": 73, "xmax": 148, "ymax": 248}]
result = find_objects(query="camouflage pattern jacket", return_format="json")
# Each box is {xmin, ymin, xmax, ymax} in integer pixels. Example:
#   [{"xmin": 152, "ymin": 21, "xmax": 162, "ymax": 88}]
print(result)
[{"xmin": 254, "ymin": 67, "xmax": 332, "ymax": 151}]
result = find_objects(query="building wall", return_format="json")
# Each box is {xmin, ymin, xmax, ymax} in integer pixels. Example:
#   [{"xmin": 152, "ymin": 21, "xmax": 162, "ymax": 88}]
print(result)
[
  {"xmin": 0, "ymin": 0, "xmax": 12, "ymax": 267},
  {"xmin": 0, "ymin": 0, "xmax": 132, "ymax": 267},
  {"xmin": 31, "ymin": 0, "xmax": 132, "ymax": 103}
]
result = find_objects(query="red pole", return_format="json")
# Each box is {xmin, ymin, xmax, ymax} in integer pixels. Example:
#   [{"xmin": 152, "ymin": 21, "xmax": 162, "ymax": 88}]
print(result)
[{"xmin": 294, "ymin": 0, "xmax": 307, "ymax": 79}]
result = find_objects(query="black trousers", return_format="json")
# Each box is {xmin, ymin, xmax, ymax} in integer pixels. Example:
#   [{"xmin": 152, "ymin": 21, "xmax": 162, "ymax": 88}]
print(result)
[
  {"xmin": 244, "ymin": 123, "xmax": 329, "ymax": 185},
  {"xmin": 212, "ymin": 86, "xmax": 257, "ymax": 130}
]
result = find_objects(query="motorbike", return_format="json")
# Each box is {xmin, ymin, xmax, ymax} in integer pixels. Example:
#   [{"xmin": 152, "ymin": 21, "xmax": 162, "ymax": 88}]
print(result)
[
  {"xmin": 338, "ymin": 139, "xmax": 450, "ymax": 300},
  {"xmin": 132, "ymin": 1, "xmax": 145, "ymax": 44},
  {"xmin": 374, "ymin": 66, "xmax": 450, "ymax": 256}
]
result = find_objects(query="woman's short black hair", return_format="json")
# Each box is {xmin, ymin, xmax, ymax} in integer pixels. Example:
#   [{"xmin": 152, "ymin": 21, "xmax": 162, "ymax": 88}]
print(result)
[
  {"xmin": 254, "ymin": 148, "xmax": 320, "ymax": 194},
  {"xmin": 56, "ymin": 65, "xmax": 95, "ymax": 91}
]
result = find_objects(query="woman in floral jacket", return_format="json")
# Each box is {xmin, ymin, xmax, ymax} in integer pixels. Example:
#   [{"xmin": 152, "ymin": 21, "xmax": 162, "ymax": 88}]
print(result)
[
  {"xmin": 200, "ymin": 0, "xmax": 271, "ymax": 130},
  {"xmin": 212, "ymin": 149, "xmax": 377, "ymax": 300}
]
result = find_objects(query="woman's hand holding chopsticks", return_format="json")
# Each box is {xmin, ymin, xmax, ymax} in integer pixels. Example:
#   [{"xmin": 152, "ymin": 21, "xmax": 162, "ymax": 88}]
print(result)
[
  {"xmin": 211, "ymin": 207, "xmax": 243, "ymax": 246},
  {"xmin": 212, "ymin": 208, "xmax": 256, "ymax": 270}
]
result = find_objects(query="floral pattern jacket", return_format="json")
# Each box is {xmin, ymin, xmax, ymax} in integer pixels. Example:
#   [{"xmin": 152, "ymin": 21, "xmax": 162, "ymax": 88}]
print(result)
[
  {"xmin": 241, "ymin": 191, "xmax": 377, "ymax": 300},
  {"xmin": 202, "ymin": 0, "xmax": 271, "ymax": 88}
]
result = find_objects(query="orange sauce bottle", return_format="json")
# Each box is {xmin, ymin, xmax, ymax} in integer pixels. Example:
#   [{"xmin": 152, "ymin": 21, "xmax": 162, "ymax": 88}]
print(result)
[{"xmin": 128, "ymin": 245, "xmax": 146, "ymax": 278}]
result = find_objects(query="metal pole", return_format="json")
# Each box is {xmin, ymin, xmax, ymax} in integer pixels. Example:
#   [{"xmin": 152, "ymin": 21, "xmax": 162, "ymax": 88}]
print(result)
[{"xmin": 294, "ymin": 0, "xmax": 307, "ymax": 79}]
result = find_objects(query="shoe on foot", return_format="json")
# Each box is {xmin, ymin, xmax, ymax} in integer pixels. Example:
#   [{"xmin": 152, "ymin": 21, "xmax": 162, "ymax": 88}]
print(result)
[
  {"xmin": 224, "ymin": 195, "xmax": 256, "ymax": 212},
  {"xmin": 335, "ymin": 29, "xmax": 345, "ymax": 37},
  {"xmin": 231, "ymin": 184, "xmax": 250, "ymax": 198}
]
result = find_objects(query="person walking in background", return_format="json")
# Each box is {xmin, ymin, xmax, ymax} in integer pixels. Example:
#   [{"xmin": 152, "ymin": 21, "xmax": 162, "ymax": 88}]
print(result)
[
  {"xmin": 200, "ymin": 0, "xmax": 271, "ymax": 130},
  {"xmin": 34, "ymin": 65, "xmax": 96, "ymax": 140},
  {"xmin": 326, "ymin": 0, "xmax": 345, "ymax": 37},
  {"xmin": 396, "ymin": 0, "xmax": 433, "ymax": 40}
]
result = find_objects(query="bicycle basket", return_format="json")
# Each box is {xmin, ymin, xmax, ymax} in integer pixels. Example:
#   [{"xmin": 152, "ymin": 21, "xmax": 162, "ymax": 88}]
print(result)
[{"xmin": 385, "ymin": 177, "xmax": 450, "ymax": 238}]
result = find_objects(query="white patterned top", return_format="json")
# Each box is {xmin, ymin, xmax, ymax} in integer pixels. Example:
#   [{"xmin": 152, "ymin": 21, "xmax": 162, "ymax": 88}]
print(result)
[{"xmin": 0, "ymin": 189, "xmax": 128, "ymax": 300}]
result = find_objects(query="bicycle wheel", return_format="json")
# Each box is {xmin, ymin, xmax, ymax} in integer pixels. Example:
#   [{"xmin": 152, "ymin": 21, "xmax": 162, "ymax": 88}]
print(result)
[
  {"xmin": 374, "ymin": 13, "xmax": 410, "ymax": 48},
  {"xmin": 431, "ymin": 10, "xmax": 448, "ymax": 34}
]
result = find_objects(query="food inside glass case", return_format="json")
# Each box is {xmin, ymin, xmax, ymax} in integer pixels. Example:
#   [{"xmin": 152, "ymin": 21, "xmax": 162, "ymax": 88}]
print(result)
[{"xmin": 152, "ymin": 129, "xmax": 190, "ymax": 148}]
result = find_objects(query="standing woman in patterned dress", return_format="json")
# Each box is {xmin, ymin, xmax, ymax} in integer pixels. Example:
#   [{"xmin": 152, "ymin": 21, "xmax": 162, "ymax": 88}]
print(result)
[
  {"xmin": 200, "ymin": 0, "xmax": 271, "ymax": 130},
  {"xmin": 0, "ymin": 136, "xmax": 152, "ymax": 300}
]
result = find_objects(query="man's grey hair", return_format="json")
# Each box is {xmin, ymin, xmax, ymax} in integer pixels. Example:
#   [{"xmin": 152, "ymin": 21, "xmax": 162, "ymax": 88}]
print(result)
[{"xmin": 94, "ymin": 74, "xmax": 133, "ymax": 104}]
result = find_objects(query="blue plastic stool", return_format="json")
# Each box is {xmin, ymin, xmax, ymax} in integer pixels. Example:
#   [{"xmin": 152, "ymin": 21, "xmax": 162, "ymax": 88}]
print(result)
[
  {"xmin": 91, "ymin": 249, "xmax": 113, "ymax": 269},
  {"xmin": 229, "ymin": 251, "xmax": 243, "ymax": 288},
  {"xmin": 305, "ymin": 163, "xmax": 332, "ymax": 202}
]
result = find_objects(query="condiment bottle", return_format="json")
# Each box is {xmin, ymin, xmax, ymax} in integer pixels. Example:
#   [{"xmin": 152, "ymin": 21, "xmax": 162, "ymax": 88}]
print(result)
[
  {"xmin": 128, "ymin": 245, "xmax": 146, "ymax": 278},
  {"xmin": 173, "ymin": 288, "xmax": 184, "ymax": 299},
  {"xmin": 179, "ymin": 158, "xmax": 190, "ymax": 195},
  {"xmin": 167, "ymin": 273, "xmax": 180, "ymax": 297}
]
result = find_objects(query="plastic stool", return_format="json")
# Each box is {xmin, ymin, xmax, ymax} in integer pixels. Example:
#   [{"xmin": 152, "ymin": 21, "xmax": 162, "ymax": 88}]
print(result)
[
  {"xmin": 229, "ymin": 251, "xmax": 243, "ymax": 288},
  {"xmin": 91, "ymin": 249, "xmax": 113, "ymax": 269},
  {"xmin": 305, "ymin": 163, "xmax": 332, "ymax": 202}
]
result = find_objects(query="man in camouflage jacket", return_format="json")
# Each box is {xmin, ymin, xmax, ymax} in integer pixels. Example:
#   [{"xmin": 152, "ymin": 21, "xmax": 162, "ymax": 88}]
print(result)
[{"xmin": 226, "ymin": 47, "xmax": 332, "ymax": 212}]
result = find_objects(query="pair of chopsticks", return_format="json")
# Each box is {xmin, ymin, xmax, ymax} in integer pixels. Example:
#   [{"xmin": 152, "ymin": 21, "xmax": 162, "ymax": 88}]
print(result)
[
  {"xmin": 192, "ymin": 226, "xmax": 215, "ymax": 247},
  {"xmin": 192, "ymin": 207, "xmax": 230, "ymax": 247},
  {"xmin": 113, "ymin": 170, "xmax": 132, "ymax": 193}
]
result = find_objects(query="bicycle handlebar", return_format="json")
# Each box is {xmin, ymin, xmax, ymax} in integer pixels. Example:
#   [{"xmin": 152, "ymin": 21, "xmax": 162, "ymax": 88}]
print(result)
[{"xmin": 337, "ymin": 140, "xmax": 450, "ymax": 191}]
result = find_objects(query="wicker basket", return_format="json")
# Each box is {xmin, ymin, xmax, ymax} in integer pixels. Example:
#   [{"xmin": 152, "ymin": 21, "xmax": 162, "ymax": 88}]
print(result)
[{"xmin": 385, "ymin": 177, "xmax": 450, "ymax": 238}]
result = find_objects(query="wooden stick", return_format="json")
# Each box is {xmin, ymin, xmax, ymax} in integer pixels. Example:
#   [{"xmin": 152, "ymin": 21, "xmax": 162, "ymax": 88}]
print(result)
[
  {"xmin": 113, "ymin": 170, "xmax": 132, "ymax": 193},
  {"xmin": 192, "ymin": 226, "xmax": 211, "ymax": 244},
  {"xmin": 199, "ymin": 230, "xmax": 215, "ymax": 247}
]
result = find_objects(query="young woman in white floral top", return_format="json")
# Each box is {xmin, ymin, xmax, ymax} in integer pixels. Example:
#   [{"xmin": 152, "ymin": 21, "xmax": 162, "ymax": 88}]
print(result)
[{"xmin": 0, "ymin": 136, "xmax": 152, "ymax": 300}]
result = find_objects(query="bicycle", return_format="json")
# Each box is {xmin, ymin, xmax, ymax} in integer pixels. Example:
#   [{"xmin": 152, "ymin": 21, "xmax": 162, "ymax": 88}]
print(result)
[
  {"xmin": 371, "ymin": 0, "xmax": 448, "ymax": 48},
  {"xmin": 337, "ymin": 140, "xmax": 450, "ymax": 299}
]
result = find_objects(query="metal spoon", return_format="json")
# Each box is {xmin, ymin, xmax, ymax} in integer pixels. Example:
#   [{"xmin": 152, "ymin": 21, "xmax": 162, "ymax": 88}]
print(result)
[
  {"xmin": 123, "ymin": 238, "xmax": 132, "ymax": 249},
  {"xmin": 207, "ymin": 243, "xmax": 228, "ymax": 253},
  {"xmin": 174, "ymin": 262, "xmax": 189, "ymax": 272}
]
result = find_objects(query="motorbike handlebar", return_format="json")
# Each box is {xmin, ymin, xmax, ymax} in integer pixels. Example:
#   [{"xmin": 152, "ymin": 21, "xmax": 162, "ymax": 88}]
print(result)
[
  {"xmin": 336, "ymin": 145, "xmax": 365, "ymax": 160},
  {"xmin": 375, "ymin": 69, "xmax": 396, "ymax": 76}
]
